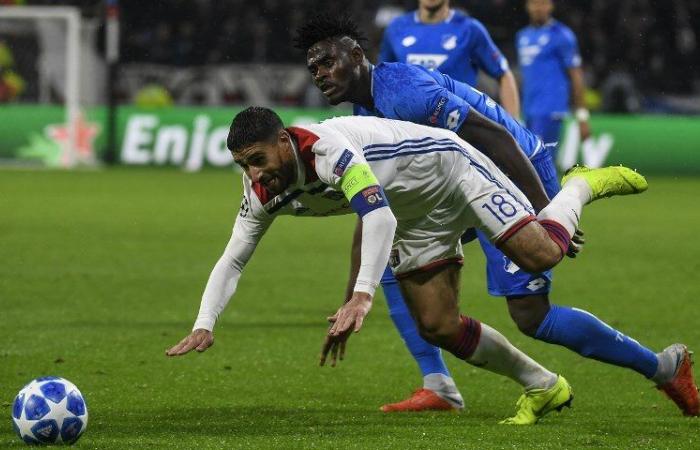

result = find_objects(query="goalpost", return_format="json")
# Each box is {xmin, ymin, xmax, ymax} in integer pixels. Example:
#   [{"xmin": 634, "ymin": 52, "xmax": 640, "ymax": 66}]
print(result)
[{"xmin": 0, "ymin": 6, "xmax": 83, "ymax": 167}]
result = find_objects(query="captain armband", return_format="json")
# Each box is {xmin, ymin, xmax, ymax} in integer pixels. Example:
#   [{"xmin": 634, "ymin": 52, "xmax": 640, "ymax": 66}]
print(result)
[{"xmin": 340, "ymin": 164, "xmax": 388, "ymax": 218}]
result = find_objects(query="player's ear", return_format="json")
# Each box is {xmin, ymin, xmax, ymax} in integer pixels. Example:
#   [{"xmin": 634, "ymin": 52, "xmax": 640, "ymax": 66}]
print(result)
[
  {"xmin": 278, "ymin": 129, "xmax": 290, "ymax": 146},
  {"xmin": 350, "ymin": 45, "xmax": 364, "ymax": 65}
]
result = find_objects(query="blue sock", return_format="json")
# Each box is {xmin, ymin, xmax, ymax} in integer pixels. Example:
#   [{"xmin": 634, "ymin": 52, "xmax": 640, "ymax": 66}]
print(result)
[
  {"xmin": 535, "ymin": 304, "xmax": 658, "ymax": 378},
  {"xmin": 381, "ymin": 267, "xmax": 451, "ymax": 378}
]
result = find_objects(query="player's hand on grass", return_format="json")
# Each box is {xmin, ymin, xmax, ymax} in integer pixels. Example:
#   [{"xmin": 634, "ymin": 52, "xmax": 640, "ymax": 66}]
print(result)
[
  {"xmin": 566, "ymin": 229, "xmax": 585, "ymax": 258},
  {"xmin": 328, "ymin": 292, "xmax": 372, "ymax": 337},
  {"xmin": 165, "ymin": 328, "xmax": 214, "ymax": 356},
  {"xmin": 320, "ymin": 327, "xmax": 352, "ymax": 367}
]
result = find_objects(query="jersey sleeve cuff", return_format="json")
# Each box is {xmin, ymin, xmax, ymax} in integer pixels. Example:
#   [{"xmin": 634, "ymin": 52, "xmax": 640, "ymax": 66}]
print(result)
[
  {"xmin": 193, "ymin": 316, "xmax": 216, "ymax": 332},
  {"xmin": 353, "ymin": 279, "xmax": 377, "ymax": 297}
]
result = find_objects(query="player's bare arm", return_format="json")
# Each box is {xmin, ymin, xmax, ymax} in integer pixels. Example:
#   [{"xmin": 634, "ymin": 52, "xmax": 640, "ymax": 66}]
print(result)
[
  {"xmin": 498, "ymin": 71, "xmax": 521, "ymax": 119},
  {"xmin": 568, "ymin": 66, "xmax": 591, "ymax": 141},
  {"xmin": 458, "ymin": 109, "xmax": 550, "ymax": 212}
]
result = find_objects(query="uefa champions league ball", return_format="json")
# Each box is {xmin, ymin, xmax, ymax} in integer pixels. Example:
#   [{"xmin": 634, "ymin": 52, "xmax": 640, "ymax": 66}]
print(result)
[{"xmin": 11, "ymin": 376, "xmax": 88, "ymax": 445}]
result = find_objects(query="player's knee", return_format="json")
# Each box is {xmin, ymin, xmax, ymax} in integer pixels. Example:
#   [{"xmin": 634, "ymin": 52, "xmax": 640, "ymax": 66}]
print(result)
[
  {"xmin": 416, "ymin": 316, "xmax": 460, "ymax": 347},
  {"xmin": 510, "ymin": 313, "xmax": 541, "ymax": 337},
  {"xmin": 507, "ymin": 296, "xmax": 550, "ymax": 337}
]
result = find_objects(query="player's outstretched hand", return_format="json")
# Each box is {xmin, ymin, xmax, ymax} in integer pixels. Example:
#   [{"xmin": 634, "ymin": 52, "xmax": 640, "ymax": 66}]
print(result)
[
  {"xmin": 320, "ymin": 326, "xmax": 352, "ymax": 367},
  {"xmin": 566, "ymin": 229, "xmax": 585, "ymax": 258},
  {"xmin": 328, "ymin": 292, "xmax": 372, "ymax": 337},
  {"xmin": 165, "ymin": 329, "xmax": 214, "ymax": 356}
]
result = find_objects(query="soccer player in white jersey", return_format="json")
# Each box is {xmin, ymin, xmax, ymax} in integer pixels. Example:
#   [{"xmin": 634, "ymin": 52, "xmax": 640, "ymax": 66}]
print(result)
[{"xmin": 166, "ymin": 107, "xmax": 652, "ymax": 424}]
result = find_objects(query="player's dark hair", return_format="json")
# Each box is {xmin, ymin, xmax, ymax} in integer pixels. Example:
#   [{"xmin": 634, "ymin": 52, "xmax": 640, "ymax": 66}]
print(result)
[
  {"xmin": 227, "ymin": 107, "xmax": 283, "ymax": 153},
  {"xmin": 293, "ymin": 13, "xmax": 367, "ymax": 51}
]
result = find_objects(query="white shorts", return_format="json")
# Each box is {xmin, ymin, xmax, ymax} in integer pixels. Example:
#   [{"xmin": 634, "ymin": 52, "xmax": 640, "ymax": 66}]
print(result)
[{"xmin": 390, "ymin": 156, "xmax": 536, "ymax": 277}]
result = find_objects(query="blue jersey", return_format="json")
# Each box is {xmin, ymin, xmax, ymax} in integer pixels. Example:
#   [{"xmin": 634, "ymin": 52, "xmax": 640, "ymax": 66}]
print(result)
[
  {"xmin": 516, "ymin": 20, "xmax": 581, "ymax": 118},
  {"xmin": 353, "ymin": 63, "xmax": 542, "ymax": 159},
  {"xmin": 380, "ymin": 9, "xmax": 509, "ymax": 86}
]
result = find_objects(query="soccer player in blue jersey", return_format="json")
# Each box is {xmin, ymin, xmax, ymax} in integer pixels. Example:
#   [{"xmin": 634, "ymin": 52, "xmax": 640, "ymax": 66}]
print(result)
[
  {"xmin": 516, "ymin": 0, "xmax": 591, "ymax": 157},
  {"xmin": 294, "ymin": 14, "xmax": 699, "ymax": 418},
  {"xmin": 380, "ymin": 0, "xmax": 521, "ymax": 118}
]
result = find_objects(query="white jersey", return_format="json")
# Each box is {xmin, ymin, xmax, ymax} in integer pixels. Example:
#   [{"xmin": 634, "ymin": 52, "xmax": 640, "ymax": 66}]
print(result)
[
  {"xmin": 193, "ymin": 115, "xmax": 534, "ymax": 331},
  {"xmin": 238, "ymin": 115, "xmax": 505, "ymax": 230}
]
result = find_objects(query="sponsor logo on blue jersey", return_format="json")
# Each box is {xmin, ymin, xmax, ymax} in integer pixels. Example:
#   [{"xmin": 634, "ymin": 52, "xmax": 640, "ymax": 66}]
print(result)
[
  {"xmin": 429, "ymin": 96, "xmax": 448, "ymax": 124},
  {"xmin": 406, "ymin": 53, "xmax": 448, "ymax": 70}
]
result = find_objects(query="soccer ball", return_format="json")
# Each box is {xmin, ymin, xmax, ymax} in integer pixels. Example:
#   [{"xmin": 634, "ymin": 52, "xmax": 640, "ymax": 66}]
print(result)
[{"xmin": 11, "ymin": 376, "xmax": 88, "ymax": 445}]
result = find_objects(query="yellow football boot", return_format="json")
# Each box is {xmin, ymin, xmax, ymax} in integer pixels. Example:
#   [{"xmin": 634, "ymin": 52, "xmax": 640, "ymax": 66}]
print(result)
[
  {"xmin": 561, "ymin": 165, "xmax": 648, "ymax": 202},
  {"xmin": 499, "ymin": 375, "xmax": 573, "ymax": 425}
]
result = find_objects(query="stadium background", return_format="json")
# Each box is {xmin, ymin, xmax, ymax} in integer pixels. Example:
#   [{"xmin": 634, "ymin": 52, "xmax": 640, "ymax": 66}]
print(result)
[{"xmin": 2, "ymin": 1, "xmax": 700, "ymax": 448}]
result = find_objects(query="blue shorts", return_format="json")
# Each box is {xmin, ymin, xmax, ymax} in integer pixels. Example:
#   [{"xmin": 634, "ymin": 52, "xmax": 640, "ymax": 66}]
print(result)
[
  {"xmin": 476, "ymin": 149, "xmax": 561, "ymax": 297},
  {"xmin": 526, "ymin": 115, "xmax": 564, "ymax": 160}
]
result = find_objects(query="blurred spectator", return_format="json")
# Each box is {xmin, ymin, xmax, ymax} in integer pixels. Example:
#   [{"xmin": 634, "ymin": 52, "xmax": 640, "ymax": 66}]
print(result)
[
  {"xmin": 9, "ymin": 0, "xmax": 700, "ymax": 101},
  {"xmin": 134, "ymin": 83, "xmax": 173, "ymax": 108},
  {"xmin": 0, "ymin": 40, "xmax": 26, "ymax": 101}
]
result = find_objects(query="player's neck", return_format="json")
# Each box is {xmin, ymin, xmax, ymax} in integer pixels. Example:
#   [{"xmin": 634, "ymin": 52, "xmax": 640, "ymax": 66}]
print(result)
[
  {"xmin": 419, "ymin": 5, "xmax": 450, "ymax": 24},
  {"xmin": 351, "ymin": 63, "xmax": 374, "ymax": 110},
  {"xmin": 531, "ymin": 17, "xmax": 553, "ymax": 27}
]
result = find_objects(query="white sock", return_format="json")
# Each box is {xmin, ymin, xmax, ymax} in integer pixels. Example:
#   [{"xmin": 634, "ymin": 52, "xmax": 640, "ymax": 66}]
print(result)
[
  {"xmin": 651, "ymin": 344, "xmax": 685, "ymax": 385},
  {"xmin": 423, "ymin": 373, "xmax": 456, "ymax": 391},
  {"xmin": 424, "ymin": 373, "xmax": 464, "ymax": 407},
  {"xmin": 466, "ymin": 323, "xmax": 557, "ymax": 391},
  {"xmin": 537, "ymin": 178, "xmax": 590, "ymax": 238}
]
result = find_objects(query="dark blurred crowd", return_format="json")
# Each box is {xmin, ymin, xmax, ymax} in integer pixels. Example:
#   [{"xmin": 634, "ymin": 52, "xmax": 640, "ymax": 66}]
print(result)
[
  {"xmin": 116, "ymin": 0, "xmax": 700, "ymax": 96},
  {"xmin": 6, "ymin": 0, "xmax": 700, "ymax": 96}
]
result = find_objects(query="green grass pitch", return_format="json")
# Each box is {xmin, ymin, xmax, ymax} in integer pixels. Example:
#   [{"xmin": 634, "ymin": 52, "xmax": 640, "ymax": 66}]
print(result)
[{"xmin": 2, "ymin": 168, "xmax": 699, "ymax": 449}]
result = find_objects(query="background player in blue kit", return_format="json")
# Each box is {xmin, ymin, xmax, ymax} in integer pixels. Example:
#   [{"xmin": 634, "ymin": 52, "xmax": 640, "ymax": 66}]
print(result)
[
  {"xmin": 380, "ymin": 0, "xmax": 521, "ymax": 118},
  {"xmin": 294, "ymin": 14, "xmax": 699, "ymax": 417},
  {"xmin": 517, "ymin": 0, "xmax": 591, "ymax": 159}
]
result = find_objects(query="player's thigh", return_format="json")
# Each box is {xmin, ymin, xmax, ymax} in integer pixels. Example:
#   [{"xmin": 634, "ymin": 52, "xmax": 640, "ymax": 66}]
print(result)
[{"xmin": 397, "ymin": 263, "xmax": 462, "ymax": 335}]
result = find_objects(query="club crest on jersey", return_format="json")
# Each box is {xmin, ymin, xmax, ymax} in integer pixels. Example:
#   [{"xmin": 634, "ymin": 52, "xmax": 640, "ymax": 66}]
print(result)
[
  {"xmin": 430, "ymin": 96, "xmax": 448, "ymax": 124},
  {"xmin": 361, "ymin": 186, "xmax": 383, "ymax": 205},
  {"xmin": 442, "ymin": 34, "xmax": 457, "ymax": 50},
  {"xmin": 333, "ymin": 149, "xmax": 354, "ymax": 176}
]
